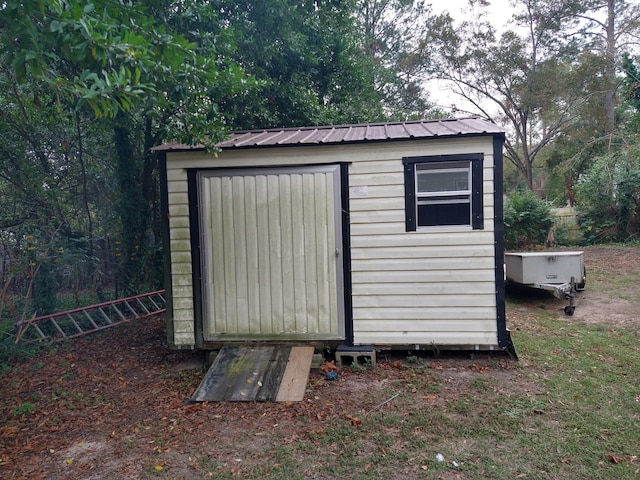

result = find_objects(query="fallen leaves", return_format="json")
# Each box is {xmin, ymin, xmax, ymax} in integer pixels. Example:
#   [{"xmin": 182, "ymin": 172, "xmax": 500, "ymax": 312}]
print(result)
[
  {"xmin": 320, "ymin": 361, "xmax": 337, "ymax": 374},
  {"xmin": 468, "ymin": 364, "xmax": 490, "ymax": 373},
  {"xmin": 2, "ymin": 270, "xmax": 638, "ymax": 480},
  {"xmin": 346, "ymin": 416, "xmax": 361, "ymax": 427},
  {"xmin": 606, "ymin": 454, "xmax": 626, "ymax": 464}
]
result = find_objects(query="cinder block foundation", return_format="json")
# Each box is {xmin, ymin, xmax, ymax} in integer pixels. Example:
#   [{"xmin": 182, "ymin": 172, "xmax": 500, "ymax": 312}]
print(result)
[{"xmin": 335, "ymin": 345, "xmax": 376, "ymax": 368}]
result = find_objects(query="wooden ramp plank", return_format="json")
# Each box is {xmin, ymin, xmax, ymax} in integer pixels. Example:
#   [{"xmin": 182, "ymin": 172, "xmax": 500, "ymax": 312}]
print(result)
[
  {"xmin": 190, "ymin": 345, "xmax": 314, "ymax": 403},
  {"xmin": 191, "ymin": 346, "xmax": 250, "ymax": 402},
  {"xmin": 256, "ymin": 347, "xmax": 291, "ymax": 402},
  {"xmin": 276, "ymin": 346, "xmax": 314, "ymax": 402},
  {"xmin": 228, "ymin": 346, "xmax": 275, "ymax": 401}
]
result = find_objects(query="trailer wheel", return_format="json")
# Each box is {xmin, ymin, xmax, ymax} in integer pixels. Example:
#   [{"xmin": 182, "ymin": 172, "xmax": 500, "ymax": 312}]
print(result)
[{"xmin": 564, "ymin": 305, "xmax": 575, "ymax": 316}]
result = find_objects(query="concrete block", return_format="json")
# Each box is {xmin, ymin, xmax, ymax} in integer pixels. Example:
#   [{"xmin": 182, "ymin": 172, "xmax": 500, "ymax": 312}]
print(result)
[{"xmin": 335, "ymin": 345, "xmax": 376, "ymax": 368}]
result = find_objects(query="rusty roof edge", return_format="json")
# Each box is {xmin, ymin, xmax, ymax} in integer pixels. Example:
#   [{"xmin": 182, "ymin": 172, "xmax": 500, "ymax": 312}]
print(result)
[
  {"xmin": 318, "ymin": 127, "xmax": 336, "ymax": 143},
  {"xmin": 226, "ymin": 116, "xmax": 482, "ymax": 133},
  {"xmin": 152, "ymin": 117, "xmax": 504, "ymax": 152},
  {"xmin": 152, "ymin": 130, "xmax": 502, "ymax": 152},
  {"xmin": 229, "ymin": 130, "xmax": 499, "ymax": 149}
]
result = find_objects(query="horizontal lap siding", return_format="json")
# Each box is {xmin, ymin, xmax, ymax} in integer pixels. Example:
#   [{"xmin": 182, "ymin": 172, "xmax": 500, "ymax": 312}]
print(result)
[
  {"xmin": 348, "ymin": 139, "xmax": 499, "ymax": 347},
  {"xmin": 167, "ymin": 167, "xmax": 195, "ymax": 346}
]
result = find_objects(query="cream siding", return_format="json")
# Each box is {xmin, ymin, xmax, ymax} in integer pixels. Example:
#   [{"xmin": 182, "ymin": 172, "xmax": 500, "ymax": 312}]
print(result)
[
  {"xmin": 353, "ymin": 282, "xmax": 496, "ymax": 296},
  {"xmin": 166, "ymin": 166, "xmax": 195, "ymax": 346},
  {"xmin": 346, "ymin": 139, "xmax": 498, "ymax": 347},
  {"xmin": 351, "ymin": 232, "xmax": 495, "ymax": 248},
  {"xmin": 165, "ymin": 135, "xmax": 501, "ymax": 348},
  {"xmin": 355, "ymin": 332, "xmax": 498, "ymax": 346}
]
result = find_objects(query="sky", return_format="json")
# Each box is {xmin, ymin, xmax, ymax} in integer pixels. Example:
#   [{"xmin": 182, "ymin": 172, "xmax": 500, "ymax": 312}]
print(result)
[{"xmin": 431, "ymin": 0, "xmax": 515, "ymax": 30}]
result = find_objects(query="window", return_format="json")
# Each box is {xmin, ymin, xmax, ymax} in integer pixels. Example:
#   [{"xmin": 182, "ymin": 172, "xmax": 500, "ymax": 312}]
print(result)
[{"xmin": 403, "ymin": 154, "xmax": 484, "ymax": 231}]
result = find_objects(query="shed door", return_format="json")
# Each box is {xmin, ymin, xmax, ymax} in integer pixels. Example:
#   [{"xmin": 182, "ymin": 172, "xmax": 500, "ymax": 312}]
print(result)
[{"xmin": 199, "ymin": 165, "xmax": 344, "ymax": 341}]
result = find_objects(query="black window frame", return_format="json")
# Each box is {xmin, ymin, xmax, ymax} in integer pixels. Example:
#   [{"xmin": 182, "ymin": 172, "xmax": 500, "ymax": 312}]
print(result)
[{"xmin": 403, "ymin": 154, "xmax": 484, "ymax": 231}]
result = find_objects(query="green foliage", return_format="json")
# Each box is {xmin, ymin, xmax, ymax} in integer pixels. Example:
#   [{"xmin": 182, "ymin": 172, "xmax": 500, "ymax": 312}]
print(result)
[
  {"xmin": 1, "ymin": 0, "xmax": 155, "ymax": 118},
  {"xmin": 621, "ymin": 53, "xmax": 640, "ymax": 135},
  {"xmin": 406, "ymin": 351, "xmax": 419, "ymax": 364},
  {"xmin": 0, "ymin": 0, "xmax": 449, "ymax": 304},
  {"xmin": 550, "ymin": 223, "xmax": 574, "ymax": 246},
  {"xmin": 113, "ymin": 113, "xmax": 150, "ymax": 294},
  {"xmin": 213, "ymin": 0, "xmax": 387, "ymax": 129},
  {"xmin": 356, "ymin": 0, "xmax": 438, "ymax": 120},
  {"xmin": 0, "ymin": 0, "xmax": 252, "ymax": 146},
  {"xmin": 0, "ymin": 0, "xmax": 257, "ymax": 300},
  {"xmin": 32, "ymin": 261, "xmax": 57, "ymax": 317},
  {"xmin": 504, "ymin": 190, "xmax": 554, "ymax": 248},
  {"xmin": 0, "ymin": 310, "xmax": 46, "ymax": 370},
  {"xmin": 12, "ymin": 401, "xmax": 36, "ymax": 416},
  {"xmin": 575, "ymin": 148, "xmax": 640, "ymax": 243}
]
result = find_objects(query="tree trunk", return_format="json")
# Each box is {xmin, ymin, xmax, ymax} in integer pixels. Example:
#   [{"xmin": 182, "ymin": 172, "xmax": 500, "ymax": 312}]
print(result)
[
  {"xmin": 605, "ymin": 0, "xmax": 616, "ymax": 142},
  {"xmin": 114, "ymin": 113, "xmax": 149, "ymax": 294},
  {"xmin": 76, "ymin": 113, "xmax": 94, "ymax": 261}
]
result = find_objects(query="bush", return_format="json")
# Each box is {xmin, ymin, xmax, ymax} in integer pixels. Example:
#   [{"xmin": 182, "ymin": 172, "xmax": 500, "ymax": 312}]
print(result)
[
  {"xmin": 575, "ymin": 150, "xmax": 640, "ymax": 243},
  {"xmin": 504, "ymin": 190, "xmax": 554, "ymax": 249},
  {"xmin": 0, "ymin": 319, "xmax": 43, "ymax": 371}
]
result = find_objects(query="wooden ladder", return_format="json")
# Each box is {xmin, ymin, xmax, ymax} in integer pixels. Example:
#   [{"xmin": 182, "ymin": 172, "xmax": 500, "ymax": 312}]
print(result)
[{"xmin": 14, "ymin": 290, "xmax": 166, "ymax": 343}]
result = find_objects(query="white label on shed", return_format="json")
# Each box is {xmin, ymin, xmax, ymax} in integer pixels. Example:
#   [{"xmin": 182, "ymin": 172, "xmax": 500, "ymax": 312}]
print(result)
[{"xmin": 351, "ymin": 185, "xmax": 369, "ymax": 197}]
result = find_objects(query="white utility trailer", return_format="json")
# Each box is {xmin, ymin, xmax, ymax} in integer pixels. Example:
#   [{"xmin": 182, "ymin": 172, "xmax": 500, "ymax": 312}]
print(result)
[{"xmin": 505, "ymin": 251, "xmax": 586, "ymax": 315}]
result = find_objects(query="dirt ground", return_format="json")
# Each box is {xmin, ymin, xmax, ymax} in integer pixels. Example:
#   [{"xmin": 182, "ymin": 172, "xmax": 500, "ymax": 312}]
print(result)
[{"xmin": 0, "ymin": 245, "xmax": 638, "ymax": 479}]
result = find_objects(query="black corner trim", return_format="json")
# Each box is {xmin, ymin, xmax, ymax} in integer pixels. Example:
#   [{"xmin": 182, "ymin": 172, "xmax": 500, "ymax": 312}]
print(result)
[
  {"xmin": 158, "ymin": 152, "xmax": 174, "ymax": 347},
  {"xmin": 491, "ymin": 133, "xmax": 516, "ymax": 358},
  {"xmin": 187, "ymin": 170, "xmax": 204, "ymax": 349},
  {"xmin": 340, "ymin": 163, "xmax": 354, "ymax": 346}
]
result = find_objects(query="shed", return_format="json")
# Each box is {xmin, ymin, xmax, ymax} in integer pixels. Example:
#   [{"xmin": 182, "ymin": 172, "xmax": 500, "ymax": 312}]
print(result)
[{"xmin": 154, "ymin": 117, "xmax": 515, "ymax": 355}]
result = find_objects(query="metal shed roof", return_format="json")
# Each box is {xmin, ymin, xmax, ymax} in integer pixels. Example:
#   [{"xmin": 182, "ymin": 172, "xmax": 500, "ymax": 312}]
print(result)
[{"xmin": 153, "ymin": 117, "xmax": 504, "ymax": 152}]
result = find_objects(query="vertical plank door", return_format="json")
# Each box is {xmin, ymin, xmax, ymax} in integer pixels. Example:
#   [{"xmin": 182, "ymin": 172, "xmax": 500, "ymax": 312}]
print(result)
[{"xmin": 199, "ymin": 165, "xmax": 344, "ymax": 340}]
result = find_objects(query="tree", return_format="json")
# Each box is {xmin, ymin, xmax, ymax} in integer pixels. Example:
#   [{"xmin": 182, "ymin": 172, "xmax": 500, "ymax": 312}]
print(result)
[
  {"xmin": 2, "ymin": 0, "xmax": 414, "ymax": 299},
  {"xmin": 210, "ymin": 0, "xmax": 387, "ymax": 129},
  {"xmin": 622, "ymin": 53, "xmax": 640, "ymax": 131},
  {"xmin": 573, "ymin": 54, "xmax": 640, "ymax": 242},
  {"xmin": 570, "ymin": 0, "xmax": 640, "ymax": 139},
  {"xmin": 426, "ymin": 0, "xmax": 590, "ymax": 190},
  {"xmin": 0, "ymin": 0, "xmax": 253, "ymax": 296},
  {"xmin": 356, "ymin": 0, "xmax": 441, "ymax": 119},
  {"xmin": 575, "ymin": 147, "xmax": 640, "ymax": 242}
]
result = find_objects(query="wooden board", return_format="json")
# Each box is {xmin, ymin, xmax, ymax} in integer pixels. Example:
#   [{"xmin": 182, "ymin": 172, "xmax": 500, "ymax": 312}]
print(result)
[
  {"xmin": 228, "ymin": 346, "xmax": 276, "ymax": 401},
  {"xmin": 275, "ymin": 346, "xmax": 315, "ymax": 402},
  {"xmin": 256, "ymin": 347, "xmax": 291, "ymax": 402},
  {"xmin": 191, "ymin": 346, "xmax": 251, "ymax": 402},
  {"xmin": 190, "ymin": 346, "xmax": 313, "ymax": 403}
]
